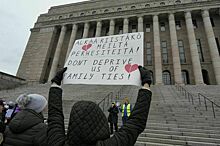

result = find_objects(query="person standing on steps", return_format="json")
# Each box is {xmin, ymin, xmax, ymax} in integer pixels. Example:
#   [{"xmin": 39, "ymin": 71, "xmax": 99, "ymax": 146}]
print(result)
[
  {"xmin": 108, "ymin": 102, "xmax": 119, "ymax": 134},
  {"xmin": 48, "ymin": 66, "xmax": 152, "ymax": 146},
  {"xmin": 121, "ymin": 97, "xmax": 132, "ymax": 125}
]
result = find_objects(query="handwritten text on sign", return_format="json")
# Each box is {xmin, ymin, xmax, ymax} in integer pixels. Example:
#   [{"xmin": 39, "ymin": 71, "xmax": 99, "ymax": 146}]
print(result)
[{"xmin": 63, "ymin": 32, "xmax": 144, "ymax": 86}]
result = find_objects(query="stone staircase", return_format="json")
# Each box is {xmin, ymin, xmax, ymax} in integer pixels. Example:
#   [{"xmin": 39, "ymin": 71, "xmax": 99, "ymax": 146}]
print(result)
[{"xmin": 0, "ymin": 84, "xmax": 220, "ymax": 145}]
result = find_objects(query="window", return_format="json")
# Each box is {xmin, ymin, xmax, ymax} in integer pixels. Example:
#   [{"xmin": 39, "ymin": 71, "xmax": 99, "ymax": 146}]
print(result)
[
  {"xmin": 150, "ymin": 71, "xmax": 154, "ymax": 84},
  {"xmin": 160, "ymin": 2, "xmax": 165, "ymax": 6},
  {"xmin": 175, "ymin": 0, "xmax": 181, "ymax": 4},
  {"xmin": 105, "ymin": 27, "xmax": 109, "ymax": 36},
  {"xmin": 132, "ymin": 25, "xmax": 137, "ymax": 32},
  {"xmin": 196, "ymin": 39, "xmax": 204, "ymax": 62},
  {"xmin": 215, "ymin": 38, "xmax": 220, "ymax": 55},
  {"xmin": 117, "ymin": 8, "xmax": 122, "ymax": 11},
  {"xmin": 92, "ymin": 11, "xmax": 96, "ymax": 14},
  {"xmin": 176, "ymin": 21, "xmax": 181, "ymax": 30},
  {"xmin": 59, "ymin": 16, "xmax": 62, "ymax": 19},
  {"xmin": 80, "ymin": 13, "xmax": 85, "ymax": 16},
  {"xmin": 163, "ymin": 71, "xmax": 171, "ymax": 85},
  {"xmin": 210, "ymin": 18, "xmax": 215, "ymax": 27},
  {"xmin": 145, "ymin": 4, "xmax": 150, "ymax": 7},
  {"xmin": 92, "ymin": 28, "xmax": 96, "ymax": 37},
  {"xmin": 161, "ymin": 41, "xmax": 168, "ymax": 64},
  {"xmin": 160, "ymin": 22, "xmax": 166, "ymax": 31},
  {"xmin": 104, "ymin": 9, "xmax": 109, "ymax": 13},
  {"xmin": 178, "ymin": 40, "xmax": 186, "ymax": 63},
  {"xmin": 146, "ymin": 42, "xmax": 152, "ymax": 65},
  {"xmin": 182, "ymin": 70, "xmax": 190, "ymax": 84},
  {"xmin": 146, "ymin": 24, "xmax": 151, "ymax": 32},
  {"xmin": 192, "ymin": 20, "xmax": 198, "ymax": 28},
  {"xmin": 118, "ymin": 26, "xmax": 123, "ymax": 34},
  {"xmin": 69, "ymin": 14, "xmax": 73, "ymax": 17},
  {"xmin": 131, "ymin": 6, "xmax": 136, "ymax": 9}
]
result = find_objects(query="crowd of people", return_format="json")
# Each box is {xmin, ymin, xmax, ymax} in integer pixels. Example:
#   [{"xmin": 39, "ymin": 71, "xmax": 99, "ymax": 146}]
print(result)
[{"xmin": 0, "ymin": 66, "xmax": 152, "ymax": 146}]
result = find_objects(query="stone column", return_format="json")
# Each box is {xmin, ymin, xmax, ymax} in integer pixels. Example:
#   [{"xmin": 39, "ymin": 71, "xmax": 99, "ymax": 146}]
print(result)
[
  {"xmin": 109, "ymin": 19, "xmax": 115, "ymax": 36},
  {"xmin": 169, "ymin": 13, "xmax": 183, "ymax": 84},
  {"xmin": 82, "ymin": 22, "xmax": 90, "ymax": 38},
  {"xmin": 153, "ymin": 14, "xmax": 163, "ymax": 85},
  {"xmin": 138, "ymin": 16, "xmax": 144, "ymax": 32},
  {"xmin": 95, "ymin": 21, "xmax": 102, "ymax": 37},
  {"xmin": 202, "ymin": 9, "xmax": 220, "ymax": 84},
  {"xmin": 185, "ymin": 11, "xmax": 204, "ymax": 84},
  {"xmin": 65, "ymin": 24, "xmax": 78, "ymax": 60},
  {"xmin": 123, "ymin": 18, "xmax": 129, "ymax": 33},
  {"xmin": 48, "ymin": 25, "xmax": 67, "ymax": 81}
]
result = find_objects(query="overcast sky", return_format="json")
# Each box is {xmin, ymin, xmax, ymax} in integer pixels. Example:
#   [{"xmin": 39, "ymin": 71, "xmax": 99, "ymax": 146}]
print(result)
[{"xmin": 0, "ymin": 0, "xmax": 88, "ymax": 76}]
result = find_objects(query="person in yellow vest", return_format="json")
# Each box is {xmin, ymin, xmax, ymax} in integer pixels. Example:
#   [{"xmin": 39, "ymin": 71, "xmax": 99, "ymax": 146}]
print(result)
[{"xmin": 121, "ymin": 98, "xmax": 132, "ymax": 125}]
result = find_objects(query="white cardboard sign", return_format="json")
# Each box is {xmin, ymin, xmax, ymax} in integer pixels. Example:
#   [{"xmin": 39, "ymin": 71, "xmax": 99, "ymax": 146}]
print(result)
[{"xmin": 63, "ymin": 32, "xmax": 144, "ymax": 86}]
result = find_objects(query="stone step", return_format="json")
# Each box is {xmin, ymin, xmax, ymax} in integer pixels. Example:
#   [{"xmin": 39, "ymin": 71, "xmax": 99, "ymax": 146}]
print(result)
[
  {"xmin": 140, "ymin": 133, "xmax": 220, "ymax": 143},
  {"xmin": 137, "ymin": 137, "xmax": 220, "ymax": 146}
]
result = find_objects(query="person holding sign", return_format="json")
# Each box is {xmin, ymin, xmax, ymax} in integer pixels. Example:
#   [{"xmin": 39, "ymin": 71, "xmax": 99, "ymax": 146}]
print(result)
[{"xmin": 47, "ymin": 66, "xmax": 152, "ymax": 146}]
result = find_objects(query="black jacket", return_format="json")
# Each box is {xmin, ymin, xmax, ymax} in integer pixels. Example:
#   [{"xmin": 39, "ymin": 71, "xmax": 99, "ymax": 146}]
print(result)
[
  {"xmin": 3, "ymin": 109, "xmax": 47, "ymax": 146},
  {"xmin": 108, "ymin": 106, "xmax": 119, "ymax": 124},
  {"xmin": 48, "ymin": 87, "xmax": 152, "ymax": 146}
]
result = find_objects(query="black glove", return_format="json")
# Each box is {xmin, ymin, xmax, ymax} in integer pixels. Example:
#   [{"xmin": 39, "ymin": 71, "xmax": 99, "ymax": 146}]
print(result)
[
  {"xmin": 51, "ymin": 67, "xmax": 67, "ymax": 85},
  {"xmin": 138, "ymin": 66, "xmax": 152, "ymax": 86}
]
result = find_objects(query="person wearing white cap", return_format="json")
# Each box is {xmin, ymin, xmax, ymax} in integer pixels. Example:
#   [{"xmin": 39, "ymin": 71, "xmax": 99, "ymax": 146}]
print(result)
[{"xmin": 2, "ymin": 94, "xmax": 47, "ymax": 146}]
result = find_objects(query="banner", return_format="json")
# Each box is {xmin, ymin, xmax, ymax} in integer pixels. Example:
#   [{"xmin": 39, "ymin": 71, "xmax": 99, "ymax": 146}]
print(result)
[{"xmin": 63, "ymin": 32, "xmax": 144, "ymax": 86}]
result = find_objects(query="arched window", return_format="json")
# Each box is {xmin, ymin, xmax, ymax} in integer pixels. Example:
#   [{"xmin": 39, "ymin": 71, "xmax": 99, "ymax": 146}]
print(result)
[
  {"xmin": 59, "ymin": 16, "xmax": 62, "ymax": 19},
  {"xmin": 131, "ymin": 6, "xmax": 136, "ymax": 9},
  {"xmin": 175, "ymin": 0, "xmax": 181, "ymax": 4},
  {"xmin": 69, "ymin": 14, "xmax": 73, "ymax": 17},
  {"xmin": 104, "ymin": 9, "xmax": 109, "ymax": 13},
  {"xmin": 117, "ymin": 8, "xmax": 122, "ymax": 11},
  {"xmin": 163, "ymin": 71, "xmax": 171, "ymax": 85},
  {"xmin": 182, "ymin": 70, "xmax": 190, "ymax": 84},
  {"xmin": 145, "ymin": 4, "xmax": 150, "ymax": 7},
  {"xmin": 80, "ymin": 13, "xmax": 85, "ymax": 16},
  {"xmin": 202, "ymin": 69, "xmax": 210, "ymax": 85},
  {"xmin": 92, "ymin": 11, "xmax": 96, "ymax": 14},
  {"xmin": 160, "ymin": 2, "xmax": 165, "ymax": 6}
]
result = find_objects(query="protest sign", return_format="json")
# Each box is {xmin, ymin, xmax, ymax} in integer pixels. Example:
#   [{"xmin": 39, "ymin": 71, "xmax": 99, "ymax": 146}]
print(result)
[{"xmin": 63, "ymin": 32, "xmax": 144, "ymax": 86}]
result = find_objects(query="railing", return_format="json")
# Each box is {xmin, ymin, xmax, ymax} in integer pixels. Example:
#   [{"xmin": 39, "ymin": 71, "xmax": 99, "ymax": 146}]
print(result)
[
  {"xmin": 98, "ymin": 86, "xmax": 125, "ymax": 111},
  {"xmin": 175, "ymin": 84, "xmax": 220, "ymax": 118}
]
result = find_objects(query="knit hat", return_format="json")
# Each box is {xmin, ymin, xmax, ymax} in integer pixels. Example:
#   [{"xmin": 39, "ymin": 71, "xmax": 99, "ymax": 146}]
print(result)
[
  {"xmin": 67, "ymin": 101, "xmax": 110, "ymax": 145},
  {"xmin": 16, "ymin": 94, "xmax": 47, "ymax": 113}
]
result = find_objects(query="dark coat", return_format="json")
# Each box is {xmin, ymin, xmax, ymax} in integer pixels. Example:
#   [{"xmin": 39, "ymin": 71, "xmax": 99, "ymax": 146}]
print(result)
[
  {"xmin": 3, "ymin": 109, "xmax": 47, "ymax": 146},
  {"xmin": 48, "ymin": 87, "xmax": 152, "ymax": 146},
  {"xmin": 107, "ymin": 106, "xmax": 118, "ymax": 124}
]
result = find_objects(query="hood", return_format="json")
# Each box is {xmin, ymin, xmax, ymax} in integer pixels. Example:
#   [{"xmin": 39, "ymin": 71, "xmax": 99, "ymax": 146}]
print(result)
[
  {"xmin": 9, "ymin": 109, "xmax": 44, "ymax": 133},
  {"xmin": 67, "ymin": 101, "xmax": 110, "ymax": 145}
]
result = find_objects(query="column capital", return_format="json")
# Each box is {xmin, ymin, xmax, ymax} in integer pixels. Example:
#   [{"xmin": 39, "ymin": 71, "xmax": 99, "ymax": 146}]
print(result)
[
  {"xmin": 110, "ymin": 19, "xmax": 115, "ymax": 26},
  {"xmin": 123, "ymin": 18, "xmax": 129, "ymax": 25},
  {"xmin": 61, "ymin": 25, "xmax": 67, "ymax": 31},
  {"xmin": 97, "ymin": 21, "xmax": 102, "ymax": 27},
  {"xmin": 138, "ymin": 16, "xmax": 143, "ymax": 23},
  {"xmin": 153, "ymin": 12, "xmax": 160, "ymax": 16},
  {"xmin": 168, "ymin": 13, "xmax": 175, "ymax": 21},
  {"xmin": 184, "ymin": 11, "xmax": 192, "ymax": 20},
  {"xmin": 153, "ymin": 15, "xmax": 159, "ymax": 21},
  {"xmin": 202, "ymin": 9, "xmax": 210, "ymax": 18}
]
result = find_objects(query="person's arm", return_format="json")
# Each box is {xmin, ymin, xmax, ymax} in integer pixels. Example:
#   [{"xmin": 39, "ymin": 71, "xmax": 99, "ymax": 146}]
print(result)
[
  {"xmin": 97, "ymin": 87, "xmax": 152, "ymax": 146},
  {"xmin": 97, "ymin": 66, "xmax": 152, "ymax": 146},
  {"xmin": 47, "ymin": 67, "xmax": 67, "ymax": 146}
]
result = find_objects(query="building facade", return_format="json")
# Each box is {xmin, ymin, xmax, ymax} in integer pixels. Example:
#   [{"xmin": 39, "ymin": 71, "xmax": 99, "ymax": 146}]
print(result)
[{"xmin": 17, "ymin": 0, "xmax": 220, "ymax": 85}]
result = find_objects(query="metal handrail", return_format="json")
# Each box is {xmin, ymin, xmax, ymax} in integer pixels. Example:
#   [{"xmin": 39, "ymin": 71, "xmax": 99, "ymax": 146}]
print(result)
[
  {"xmin": 175, "ymin": 84, "xmax": 220, "ymax": 118},
  {"xmin": 98, "ymin": 86, "xmax": 125, "ymax": 111}
]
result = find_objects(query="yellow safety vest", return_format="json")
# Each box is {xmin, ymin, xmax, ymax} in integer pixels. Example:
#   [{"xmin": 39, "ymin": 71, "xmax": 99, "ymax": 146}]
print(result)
[{"xmin": 122, "ymin": 104, "xmax": 131, "ymax": 117}]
